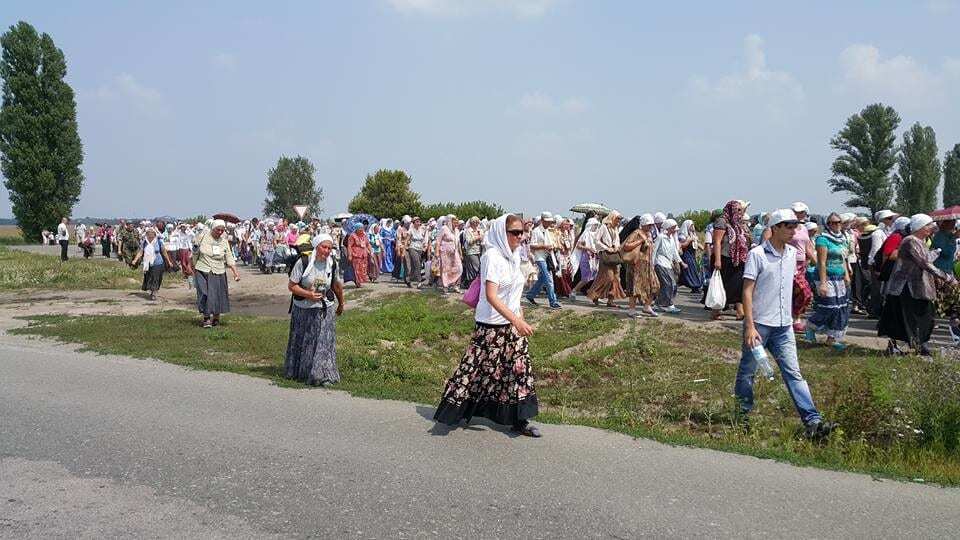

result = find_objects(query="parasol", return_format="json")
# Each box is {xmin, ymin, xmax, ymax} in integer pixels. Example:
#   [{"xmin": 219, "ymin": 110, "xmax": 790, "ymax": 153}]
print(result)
[
  {"xmin": 345, "ymin": 213, "xmax": 377, "ymax": 233},
  {"xmin": 212, "ymin": 212, "xmax": 241, "ymax": 224},
  {"xmin": 931, "ymin": 206, "xmax": 960, "ymax": 221},
  {"xmin": 332, "ymin": 212, "xmax": 353, "ymax": 221},
  {"xmin": 569, "ymin": 203, "xmax": 612, "ymax": 216}
]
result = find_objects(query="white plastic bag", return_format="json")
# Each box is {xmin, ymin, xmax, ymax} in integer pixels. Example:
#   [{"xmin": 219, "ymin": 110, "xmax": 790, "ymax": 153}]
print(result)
[{"xmin": 705, "ymin": 271, "xmax": 726, "ymax": 311}]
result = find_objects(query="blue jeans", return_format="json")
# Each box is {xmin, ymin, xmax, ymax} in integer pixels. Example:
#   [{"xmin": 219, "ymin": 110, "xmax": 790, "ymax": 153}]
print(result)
[
  {"xmin": 734, "ymin": 324, "xmax": 822, "ymax": 425},
  {"xmin": 527, "ymin": 260, "xmax": 559, "ymax": 306}
]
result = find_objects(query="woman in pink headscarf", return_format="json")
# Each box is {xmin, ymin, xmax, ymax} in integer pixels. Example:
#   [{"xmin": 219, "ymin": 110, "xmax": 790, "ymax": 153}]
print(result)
[
  {"xmin": 711, "ymin": 200, "xmax": 750, "ymax": 320},
  {"xmin": 436, "ymin": 215, "xmax": 463, "ymax": 293}
]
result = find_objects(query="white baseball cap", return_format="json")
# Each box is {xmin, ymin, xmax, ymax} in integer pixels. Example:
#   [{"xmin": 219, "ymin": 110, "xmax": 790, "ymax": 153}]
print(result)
[
  {"xmin": 790, "ymin": 201, "xmax": 809, "ymax": 213},
  {"xmin": 874, "ymin": 209, "xmax": 897, "ymax": 222},
  {"xmin": 805, "ymin": 222, "xmax": 819, "ymax": 231},
  {"xmin": 767, "ymin": 208, "xmax": 799, "ymax": 227},
  {"xmin": 540, "ymin": 211, "xmax": 554, "ymax": 222},
  {"xmin": 910, "ymin": 213, "xmax": 933, "ymax": 233}
]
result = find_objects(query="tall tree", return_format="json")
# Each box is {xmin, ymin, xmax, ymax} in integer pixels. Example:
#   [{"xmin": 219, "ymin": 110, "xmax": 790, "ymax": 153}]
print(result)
[
  {"xmin": 0, "ymin": 21, "xmax": 84, "ymax": 241},
  {"xmin": 827, "ymin": 103, "xmax": 900, "ymax": 215},
  {"xmin": 894, "ymin": 123, "xmax": 940, "ymax": 215},
  {"xmin": 348, "ymin": 169, "xmax": 422, "ymax": 218},
  {"xmin": 944, "ymin": 144, "xmax": 960, "ymax": 207},
  {"xmin": 263, "ymin": 155, "xmax": 323, "ymax": 221}
]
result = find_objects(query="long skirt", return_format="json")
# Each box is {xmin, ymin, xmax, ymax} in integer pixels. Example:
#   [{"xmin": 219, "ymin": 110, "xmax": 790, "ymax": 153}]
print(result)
[
  {"xmin": 195, "ymin": 271, "xmax": 230, "ymax": 316},
  {"xmin": 434, "ymin": 322, "xmax": 538, "ymax": 426},
  {"xmin": 806, "ymin": 276, "xmax": 851, "ymax": 340},
  {"xmin": 101, "ymin": 240, "xmax": 111, "ymax": 258},
  {"xmin": 178, "ymin": 248, "xmax": 194, "ymax": 276},
  {"xmin": 792, "ymin": 262, "xmax": 813, "ymax": 320},
  {"xmin": 655, "ymin": 265, "xmax": 677, "ymax": 307},
  {"xmin": 392, "ymin": 250, "xmax": 404, "ymax": 280},
  {"xmin": 350, "ymin": 256, "xmax": 369, "ymax": 285},
  {"xmin": 462, "ymin": 253, "xmax": 481, "ymax": 287},
  {"xmin": 284, "ymin": 305, "xmax": 340, "ymax": 385},
  {"xmin": 878, "ymin": 290, "xmax": 935, "ymax": 349},
  {"xmin": 141, "ymin": 265, "xmax": 164, "ymax": 292},
  {"xmin": 368, "ymin": 254, "xmax": 380, "ymax": 282},
  {"xmin": 554, "ymin": 267, "xmax": 573, "ymax": 296},
  {"xmin": 381, "ymin": 240, "xmax": 395, "ymax": 273},
  {"xmin": 678, "ymin": 247, "xmax": 704, "ymax": 291},
  {"xmin": 587, "ymin": 263, "xmax": 626, "ymax": 301},
  {"xmin": 440, "ymin": 242, "xmax": 462, "ymax": 287},
  {"xmin": 578, "ymin": 252, "xmax": 597, "ymax": 283},
  {"xmin": 719, "ymin": 256, "xmax": 744, "ymax": 307},
  {"xmin": 405, "ymin": 249, "xmax": 423, "ymax": 284}
]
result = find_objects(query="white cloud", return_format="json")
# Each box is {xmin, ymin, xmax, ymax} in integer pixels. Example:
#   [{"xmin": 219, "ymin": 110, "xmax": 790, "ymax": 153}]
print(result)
[
  {"xmin": 211, "ymin": 52, "xmax": 237, "ymax": 71},
  {"xmin": 837, "ymin": 44, "xmax": 952, "ymax": 107},
  {"xmin": 92, "ymin": 73, "xmax": 166, "ymax": 114},
  {"xmin": 386, "ymin": 0, "xmax": 559, "ymax": 18},
  {"xmin": 687, "ymin": 35, "xmax": 804, "ymax": 118},
  {"xmin": 516, "ymin": 91, "xmax": 589, "ymax": 114}
]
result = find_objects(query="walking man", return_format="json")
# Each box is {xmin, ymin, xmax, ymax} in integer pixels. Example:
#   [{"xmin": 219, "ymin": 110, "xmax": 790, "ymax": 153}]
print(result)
[
  {"xmin": 736, "ymin": 209, "xmax": 835, "ymax": 440},
  {"xmin": 56, "ymin": 217, "xmax": 70, "ymax": 261},
  {"xmin": 525, "ymin": 211, "xmax": 561, "ymax": 309}
]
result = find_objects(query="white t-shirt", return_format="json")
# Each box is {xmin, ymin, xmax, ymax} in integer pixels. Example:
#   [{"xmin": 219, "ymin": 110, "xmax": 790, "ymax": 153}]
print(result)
[
  {"xmin": 530, "ymin": 226, "xmax": 553, "ymax": 262},
  {"xmin": 475, "ymin": 248, "xmax": 524, "ymax": 325},
  {"xmin": 56, "ymin": 223, "xmax": 69, "ymax": 241}
]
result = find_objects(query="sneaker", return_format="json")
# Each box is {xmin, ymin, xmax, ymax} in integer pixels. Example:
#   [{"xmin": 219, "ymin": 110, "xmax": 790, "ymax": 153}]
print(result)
[
  {"xmin": 663, "ymin": 305, "xmax": 681, "ymax": 314},
  {"xmin": 525, "ymin": 296, "xmax": 538, "ymax": 306},
  {"xmin": 643, "ymin": 308, "xmax": 659, "ymax": 317},
  {"xmin": 202, "ymin": 319, "xmax": 213, "ymax": 329},
  {"xmin": 804, "ymin": 329, "xmax": 816, "ymax": 343},
  {"xmin": 831, "ymin": 342, "xmax": 847, "ymax": 352},
  {"xmin": 549, "ymin": 303, "xmax": 563, "ymax": 310},
  {"xmin": 803, "ymin": 420, "xmax": 836, "ymax": 441}
]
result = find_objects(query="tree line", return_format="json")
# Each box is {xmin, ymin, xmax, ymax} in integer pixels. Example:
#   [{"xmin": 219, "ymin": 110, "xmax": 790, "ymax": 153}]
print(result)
[{"xmin": 829, "ymin": 103, "xmax": 960, "ymax": 216}]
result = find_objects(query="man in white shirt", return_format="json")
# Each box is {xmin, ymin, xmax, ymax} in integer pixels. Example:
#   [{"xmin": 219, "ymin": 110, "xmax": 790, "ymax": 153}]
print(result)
[
  {"xmin": 56, "ymin": 218, "xmax": 70, "ymax": 261},
  {"xmin": 525, "ymin": 211, "xmax": 561, "ymax": 309},
  {"xmin": 736, "ymin": 209, "xmax": 834, "ymax": 440}
]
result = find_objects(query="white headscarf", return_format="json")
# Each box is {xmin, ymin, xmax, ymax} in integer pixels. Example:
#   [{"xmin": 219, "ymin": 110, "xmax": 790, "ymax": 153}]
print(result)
[
  {"xmin": 304, "ymin": 233, "xmax": 335, "ymax": 279},
  {"xmin": 483, "ymin": 214, "xmax": 521, "ymax": 270},
  {"xmin": 578, "ymin": 217, "xmax": 600, "ymax": 251}
]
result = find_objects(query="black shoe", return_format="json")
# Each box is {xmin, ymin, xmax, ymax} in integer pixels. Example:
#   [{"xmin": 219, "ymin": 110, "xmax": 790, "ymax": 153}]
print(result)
[
  {"xmin": 549, "ymin": 303, "xmax": 562, "ymax": 310},
  {"xmin": 803, "ymin": 420, "xmax": 836, "ymax": 441},
  {"xmin": 512, "ymin": 421, "xmax": 542, "ymax": 438},
  {"xmin": 525, "ymin": 296, "xmax": 538, "ymax": 306},
  {"xmin": 919, "ymin": 344, "xmax": 933, "ymax": 357}
]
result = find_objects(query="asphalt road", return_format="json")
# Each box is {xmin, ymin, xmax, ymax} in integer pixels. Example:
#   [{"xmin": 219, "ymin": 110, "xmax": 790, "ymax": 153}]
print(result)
[{"xmin": 2, "ymin": 329, "xmax": 959, "ymax": 538}]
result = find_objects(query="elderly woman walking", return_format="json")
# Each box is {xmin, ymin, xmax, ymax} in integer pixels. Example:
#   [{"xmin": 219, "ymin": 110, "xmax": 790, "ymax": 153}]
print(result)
[
  {"xmin": 437, "ymin": 215, "xmax": 463, "ymax": 293},
  {"xmin": 347, "ymin": 221, "xmax": 372, "ymax": 287},
  {"xmin": 571, "ymin": 217, "xmax": 601, "ymax": 298},
  {"xmin": 678, "ymin": 220, "xmax": 704, "ymax": 293},
  {"xmin": 434, "ymin": 214, "xmax": 542, "ymax": 437},
  {"xmin": 131, "ymin": 227, "xmax": 173, "ymax": 301},
  {"xmin": 879, "ymin": 214, "xmax": 954, "ymax": 356},
  {"xmin": 804, "ymin": 213, "xmax": 853, "ymax": 351},
  {"xmin": 621, "ymin": 214, "xmax": 659, "ymax": 317},
  {"xmin": 194, "ymin": 220, "xmax": 241, "ymax": 328},
  {"xmin": 653, "ymin": 219, "xmax": 686, "ymax": 313},
  {"xmin": 284, "ymin": 234, "xmax": 346, "ymax": 386},
  {"xmin": 587, "ymin": 211, "xmax": 627, "ymax": 308},
  {"xmin": 461, "ymin": 216, "xmax": 483, "ymax": 287}
]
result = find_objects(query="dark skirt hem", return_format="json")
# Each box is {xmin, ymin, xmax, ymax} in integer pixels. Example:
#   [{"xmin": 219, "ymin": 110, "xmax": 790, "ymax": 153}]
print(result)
[{"xmin": 433, "ymin": 395, "xmax": 539, "ymax": 426}]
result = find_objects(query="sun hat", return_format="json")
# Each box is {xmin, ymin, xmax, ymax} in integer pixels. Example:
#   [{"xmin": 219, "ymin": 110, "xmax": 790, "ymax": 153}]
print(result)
[
  {"xmin": 653, "ymin": 212, "xmax": 666, "ymax": 223},
  {"xmin": 768, "ymin": 209, "xmax": 799, "ymax": 227},
  {"xmin": 874, "ymin": 209, "xmax": 897, "ymax": 222},
  {"xmin": 790, "ymin": 202, "xmax": 809, "ymax": 214},
  {"xmin": 639, "ymin": 213, "xmax": 655, "ymax": 226}
]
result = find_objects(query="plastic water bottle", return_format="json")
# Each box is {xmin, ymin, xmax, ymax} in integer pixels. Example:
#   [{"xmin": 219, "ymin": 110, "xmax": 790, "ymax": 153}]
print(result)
[{"xmin": 751, "ymin": 345, "xmax": 775, "ymax": 381}]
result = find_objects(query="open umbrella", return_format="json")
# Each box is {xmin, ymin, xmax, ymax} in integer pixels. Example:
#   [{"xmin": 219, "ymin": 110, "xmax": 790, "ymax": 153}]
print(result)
[
  {"xmin": 931, "ymin": 206, "xmax": 960, "ymax": 221},
  {"xmin": 212, "ymin": 212, "xmax": 241, "ymax": 224},
  {"xmin": 569, "ymin": 203, "xmax": 612, "ymax": 216},
  {"xmin": 332, "ymin": 212, "xmax": 354, "ymax": 221}
]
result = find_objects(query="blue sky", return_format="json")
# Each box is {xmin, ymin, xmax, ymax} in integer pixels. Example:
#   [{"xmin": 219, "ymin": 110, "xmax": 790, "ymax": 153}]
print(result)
[{"xmin": 3, "ymin": 0, "xmax": 960, "ymax": 219}]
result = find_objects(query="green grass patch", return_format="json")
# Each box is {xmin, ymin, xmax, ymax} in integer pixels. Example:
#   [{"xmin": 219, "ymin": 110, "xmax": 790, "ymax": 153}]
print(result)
[
  {"xmin": 0, "ymin": 246, "xmax": 144, "ymax": 291},
  {"xmin": 12, "ymin": 294, "xmax": 960, "ymax": 485}
]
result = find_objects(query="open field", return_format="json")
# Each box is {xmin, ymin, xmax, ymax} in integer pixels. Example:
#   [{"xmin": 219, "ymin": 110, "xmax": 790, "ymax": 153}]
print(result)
[
  {"xmin": 12, "ymin": 292, "xmax": 960, "ymax": 486},
  {"xmin": 0, "ymin": 246, "xmax": 144, "ymax": 291},
  {"xmin": 0, "ymin": 224, "xmax": 24, "ymax": 245}
]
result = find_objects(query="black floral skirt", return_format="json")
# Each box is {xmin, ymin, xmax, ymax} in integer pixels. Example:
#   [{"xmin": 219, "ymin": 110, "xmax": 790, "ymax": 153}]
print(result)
[{"xmin": 434, "ymin": 322, "xmax": 539, "ymax": 426}]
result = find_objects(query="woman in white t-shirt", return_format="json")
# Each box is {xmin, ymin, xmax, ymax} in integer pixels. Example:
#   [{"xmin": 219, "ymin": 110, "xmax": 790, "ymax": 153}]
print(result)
[{"xmin": 433, "ymin": 214, "xmax": 542, "ymax": 438}]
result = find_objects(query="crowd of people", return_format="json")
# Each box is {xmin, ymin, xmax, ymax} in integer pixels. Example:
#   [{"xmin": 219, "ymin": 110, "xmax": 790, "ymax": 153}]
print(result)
[{"xmin": 46, "ymin": 199, "xmax": 960, "ymax": 440}]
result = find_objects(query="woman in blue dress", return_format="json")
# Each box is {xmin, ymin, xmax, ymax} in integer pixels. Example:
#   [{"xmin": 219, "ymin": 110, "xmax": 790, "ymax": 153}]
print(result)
[
  {"xmin": 380, "ymin": 218, "xmax": 396, "ymax": 275},
  {"xmin": 677, "ymin": 220, "xmax": 704, "ymax": 293},
  {"xmin": 805, "ymin": 213, "xmax": 851, "ymax": 351}
]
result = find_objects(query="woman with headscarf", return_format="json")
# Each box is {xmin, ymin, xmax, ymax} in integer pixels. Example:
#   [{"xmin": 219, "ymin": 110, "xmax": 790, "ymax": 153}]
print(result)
[
  {"xmin": 621, "ymin": 214, "xmax": 659, "ymax": 317},
  {"xmin": 552, "ymin": 218, "xmax": 576, "ymax": 298},
  {"xmin": 879, "ymin": 214, "xmax": 954, "ymax": 356},
  {"xmin": 133, "ymin": 227, "xmax": 173, "ymax": 300},
  {"xmin": 677, "ymin": 220, "xmax": 704, "ymax": 293},
  {"xmin": 368, "ymin": 223, "xmax": 382, "ymax": 283},
  {"xmin": 436, "ymin": 215, "xmax": 464, "ymax": 293},
  {"xmin": 380, "ymin": 219, "xmax": 397, "ymax": 275},
  {"xmin": 711, "ymin": 200, "xmax": 749, "ymax": 320},
  {"xmin": 434, "ymin": 214, "xmax": 542, "ymax": 437},
  {"xmin": 284, "ymin": 224, "xmax": 299, "ymax": 247},
  {"xmin": 571, "ymin": 217, "xmax": 601, "ymax": 298},
  {"xmin": 587, "ymin": 211, "xmax": 627, "ymax": 308},
  {"xmin": 803, "ymin": 213, "xmax": 852, "ymax": 350},
  {"xmin": 194, "ymin": 219, "xmax": 241, "ymax": 328},
  {"xmin": 347, "ymin": 221, "xmax": 372, "ymax": 287},
  {"xmin": 461, "ymin": 216, "xmax": 484, "ymax": 287},
  {"xmin": 284, "ymin": 233, "xmax": 346, "ymax": 386},
  {"xmin": 652, "ymin": 219, "xmax": 685, "ymax": 313}
]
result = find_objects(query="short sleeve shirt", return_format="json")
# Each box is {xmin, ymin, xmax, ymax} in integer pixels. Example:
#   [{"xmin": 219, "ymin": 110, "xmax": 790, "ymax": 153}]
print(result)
[
  {"xmin": 475, "ymin": 249, "xmax": 524, "ymax": 325},
  {"xmin": 743, "ymin": 241, "xmax": 797, "ymax": 327},
  {"xmin": 289, "ymin": 257, "xmax": 339, "ymax": 309}
]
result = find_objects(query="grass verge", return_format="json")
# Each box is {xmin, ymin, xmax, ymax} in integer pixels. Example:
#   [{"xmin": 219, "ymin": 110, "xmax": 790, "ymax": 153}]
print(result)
[
  {"xmin": 11, "ymin": 293, "xmax": 960, "ymax": 485},
  {"xmin": 0, "ymin": 246, "xmax": 144, "ymax": 290}
]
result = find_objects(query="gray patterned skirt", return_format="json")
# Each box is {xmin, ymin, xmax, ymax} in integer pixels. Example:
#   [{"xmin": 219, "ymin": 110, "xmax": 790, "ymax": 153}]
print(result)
[
  {"xmin": 195, "ymin": 271, "xmax": 230, "ymax": 316},
  {"xmin": 284, "ymin": 304, "xmax": 340, "ymax": 385}
]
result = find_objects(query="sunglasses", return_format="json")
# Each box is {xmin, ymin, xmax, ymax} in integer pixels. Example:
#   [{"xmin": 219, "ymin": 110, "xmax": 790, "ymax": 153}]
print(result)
[{"xmin": 506, "ymin": 229, "xmax": 524, "ymax": 237}]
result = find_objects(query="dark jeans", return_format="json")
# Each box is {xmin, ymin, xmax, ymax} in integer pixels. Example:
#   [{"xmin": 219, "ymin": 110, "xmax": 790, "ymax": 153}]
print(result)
[{"xmin": 59, "ymin": 240, "xmax": 69, "ymax": 261}]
